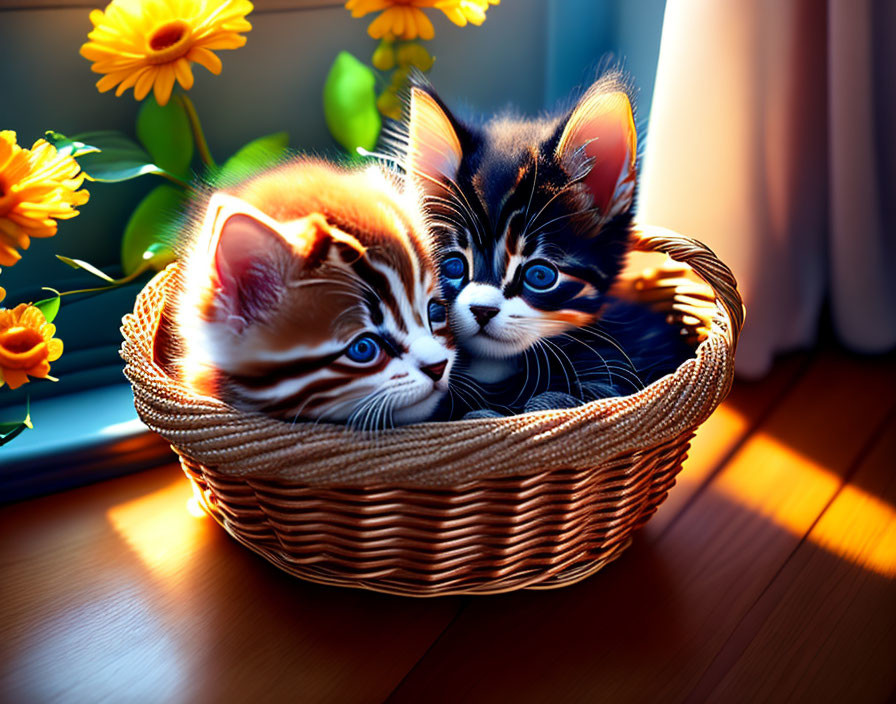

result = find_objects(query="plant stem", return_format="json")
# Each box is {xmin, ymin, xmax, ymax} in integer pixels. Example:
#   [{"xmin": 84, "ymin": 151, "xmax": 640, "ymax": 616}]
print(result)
[
  {"xmin": 56, "ymin": 261, "xmax": 153, "ymax": 298},
  {"xmin": 178, "ymin": 93, "xmax": 216, "ymax": 168},
  {"xmin": 158, "ymin": 170, "xmax": 192, "ymax": 189}
]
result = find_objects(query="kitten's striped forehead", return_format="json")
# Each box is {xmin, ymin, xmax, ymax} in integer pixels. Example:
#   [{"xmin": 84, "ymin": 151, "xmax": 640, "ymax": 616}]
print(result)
[
  {"xmin": 435, "ymin": 153, "xmax": 554, "ymax": 286},
  {"xmin": 433, "ymin": 134, "xmax": 620, "ymax": 292},
  {"xmin": 231, "ymin": 160, "xmax": 437, "ymax": 344}
]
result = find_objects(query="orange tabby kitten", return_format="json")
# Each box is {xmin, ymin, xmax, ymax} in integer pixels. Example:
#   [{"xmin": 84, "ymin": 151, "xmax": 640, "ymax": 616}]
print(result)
[{"xmin": 171, "ymin": 159, "xmax": 454, "ymax": 428}]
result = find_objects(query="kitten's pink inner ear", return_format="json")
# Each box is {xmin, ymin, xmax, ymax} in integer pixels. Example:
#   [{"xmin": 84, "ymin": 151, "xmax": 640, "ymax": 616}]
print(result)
[
  {"xmin": 214, "ymin": 213, "xmax": 283, "ymax": 288},
  {"xmin": 212, "ymin": 213, "xmax": 292, "ymax": 326},
  {"xmin": 408, "ymin": 88, "xmax": 462, "ymax": 188},
  {"xmin": 557, "ymin": 91, "xmax": 637, "ymax": 217}
]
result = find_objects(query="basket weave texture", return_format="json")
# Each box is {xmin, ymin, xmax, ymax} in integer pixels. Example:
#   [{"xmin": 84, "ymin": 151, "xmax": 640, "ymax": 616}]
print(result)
[{"xmin": 121, "ymin": 226, "xmax": 743, "ymax": 596}]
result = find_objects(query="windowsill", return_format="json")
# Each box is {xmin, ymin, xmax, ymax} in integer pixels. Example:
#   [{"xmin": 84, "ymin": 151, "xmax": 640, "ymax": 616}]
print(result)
[{"xmin": 1, "ymin": 384, "xmax": 174, "ymax": 503}]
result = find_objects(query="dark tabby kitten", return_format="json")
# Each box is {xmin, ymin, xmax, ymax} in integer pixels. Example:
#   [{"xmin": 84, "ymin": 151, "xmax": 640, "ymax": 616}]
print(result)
[{"xmin": 397, "ymin": 74, "xmax": 690, "ymax": 416}]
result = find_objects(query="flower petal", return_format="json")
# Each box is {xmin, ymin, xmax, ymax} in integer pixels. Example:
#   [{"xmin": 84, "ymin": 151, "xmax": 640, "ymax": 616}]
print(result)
[
  {"xmin": 346, "ymin": 0, "xmax": 392, "ymax": 18},
  {"xmin": 415, "ymin": 9, "xmax": 435, "ymax": 40},
  {"xmin": 46, "ymin": 338, "xmax": 64, "ymax": 363},
  {"xmin": 1, "ymin": 368, "xmax": 29, "ymax": 390},
  {"xmin": 115, "ymin": 65, "xmax": 150, "ymax": 95},
  {"xmin": 133, "ymin": 67, "xmax": 157, "ymax": 101},
  {"xmin": 188, "ymin": 46, "xmax": 223, "ymax": 74},
  {"xmin": 153, "ymin": 64, "xmax": 177, "ymax": 105},
  {"xmin": 173, "ymin": 58, "xmax": 194, "ymax": 90},
  {"xmin": 368, "ymin": 7, "xmax": 399, "ymax": 39}
]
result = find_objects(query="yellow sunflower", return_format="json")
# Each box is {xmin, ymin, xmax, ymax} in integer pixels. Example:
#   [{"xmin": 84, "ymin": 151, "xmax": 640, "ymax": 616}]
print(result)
[
  {"xmin": 0, "ymin": 302, "xmax": 64, "ymax": 390},
  {"xmin": 346, "ymin": 0, "xmax": 498, "ymax": 40},
  {"xmin": 81, "ymin": 0, "xmax": 254, "ymax": 106},
  {"xmin": 436, "ymin": 0, "xmax": 499, "ymax": 27},
  {"xmin": 0, "ymin": 131, "xmax": 89, "ymax": 268},
  {"xmin": 346, "ymin": 0, "xmax": 439, "ymax": 41}
]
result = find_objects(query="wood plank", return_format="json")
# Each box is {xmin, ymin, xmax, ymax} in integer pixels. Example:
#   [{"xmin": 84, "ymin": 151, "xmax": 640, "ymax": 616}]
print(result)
[
  {"xmin": 691, "ymin": 411, "xmax": 896, "ymax": 703},
  {"xmin": 385, "ymin": 349, "xmax": 896, "ymax": 704},
  {"xmin": 0, "ymin": 465, "xmax": 460, "ymax": 704}
]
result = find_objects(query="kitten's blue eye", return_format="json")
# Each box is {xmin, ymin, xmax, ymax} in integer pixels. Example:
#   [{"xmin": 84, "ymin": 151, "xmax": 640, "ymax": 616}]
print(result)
[
  {"xmin": 523, "ymin": 262, "xmax": 559, "ymax": 291},
  {"xmin": 428, "ymin": 300, "xmax": 447, "ymax": 326},
  {"xmin": 346, "ymin": 335, "xmax": 381, "ymax": 364},
  {"xmin": 441, "ymin": 255, "xmax": 467, "ymax": 282}
]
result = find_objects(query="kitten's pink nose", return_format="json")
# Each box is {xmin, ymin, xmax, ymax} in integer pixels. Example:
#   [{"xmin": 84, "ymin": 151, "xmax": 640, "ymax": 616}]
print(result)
[
  {"xmin": 421, "ymin": 359, "xmax": 448, "ymax": 381},
  {"xmin": 470, "ymin": 305, "xmax": 499, "ymax": 327}
]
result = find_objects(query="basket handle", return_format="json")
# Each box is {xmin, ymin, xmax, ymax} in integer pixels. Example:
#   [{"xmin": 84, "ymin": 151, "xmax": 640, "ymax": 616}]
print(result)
[{"xmin": 631, "ymin": 224, "xmax": 745, "ymax": 350}]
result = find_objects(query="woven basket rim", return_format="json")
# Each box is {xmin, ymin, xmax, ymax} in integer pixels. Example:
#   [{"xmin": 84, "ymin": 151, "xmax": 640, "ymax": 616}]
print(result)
[{"xmin": 120, "ymin": 225, "xmax": 743, "ymax": 488}]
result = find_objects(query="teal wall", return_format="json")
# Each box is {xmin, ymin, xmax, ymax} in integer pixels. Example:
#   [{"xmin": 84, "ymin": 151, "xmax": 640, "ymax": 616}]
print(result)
[{"xmin": 546, "ymin": 0, "xmax": 667, "ymax": 122}]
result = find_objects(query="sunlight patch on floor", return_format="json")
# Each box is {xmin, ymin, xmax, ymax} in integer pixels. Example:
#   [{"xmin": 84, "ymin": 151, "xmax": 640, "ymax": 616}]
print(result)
[
  {"xmin": 716, "ymin": 433, "xmax": 896, "ymax": 577},
  {"xmin": 107, "ymin": 477, "xmax": 208, "ymax": 578},
  {"xmin": 810, "ymin": 481, "xmax": 896, "ymax": 578},
  {"xmin": 679, "ymin": 404, "xmax": 751, "ymax": 486}
]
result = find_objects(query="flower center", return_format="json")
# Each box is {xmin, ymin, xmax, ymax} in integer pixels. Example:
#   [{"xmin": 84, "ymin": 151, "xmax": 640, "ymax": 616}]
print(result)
[
  {"xmin": 147, "ymin": 19, "xmax": 192, "ymax": 64},
  {"xmin": 0, "ymin": 326, "xmax": 47, "ymax": 369},
  {"xmin": 0, "ymin": 178, "xmax": 15, "ymax": 217}
]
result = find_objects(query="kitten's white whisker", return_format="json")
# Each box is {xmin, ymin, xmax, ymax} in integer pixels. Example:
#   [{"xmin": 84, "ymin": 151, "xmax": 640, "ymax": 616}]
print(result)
[
  {"xmin": 522, "ymin": 155, "xmax": 538, "ymax": 234},
  {"xmin": 449, "ymin": 374, "xmax": 490, "ymax": 411},
  {"xmin": 522, "ymin": 181, "xmax": 580, "ymax": 239},
  {"xmin": 540, "ymin": 338, "xmax": 577, "ymax": 396},
  {"xmin": 578, "ymin": 324, "xmax": 642, "ymax": 380},
  {"xmin": 557, "ymin": 333, "xmax": 615, "ymax": 387}
]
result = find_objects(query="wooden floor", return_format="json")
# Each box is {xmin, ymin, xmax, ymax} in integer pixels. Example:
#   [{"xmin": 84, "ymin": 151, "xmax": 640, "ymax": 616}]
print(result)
[{"xmin": 2, "ymin": 346, "xmax": 895, "ymax": 703}]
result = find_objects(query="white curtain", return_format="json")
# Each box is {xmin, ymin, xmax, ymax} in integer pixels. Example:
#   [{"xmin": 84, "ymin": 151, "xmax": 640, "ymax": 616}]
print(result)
[{"xmin": 639, "ymin": 0, "xmax": 896, "ymax": 378}]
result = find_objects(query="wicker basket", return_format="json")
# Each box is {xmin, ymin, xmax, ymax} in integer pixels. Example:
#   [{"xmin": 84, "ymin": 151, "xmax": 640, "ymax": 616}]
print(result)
[{"xmin": 120, "ymin": 225, "xmax": 743, "ymax": 597}]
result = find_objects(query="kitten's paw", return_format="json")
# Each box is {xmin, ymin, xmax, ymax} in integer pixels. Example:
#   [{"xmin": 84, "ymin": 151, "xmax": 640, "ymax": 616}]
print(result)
[
  {"xmin": 463, "ymin": 409, "xmax": 506, "ymax": 420},
  {"xmin": 523, "ymin": 392, "xmax": 583, "ymax": 413}
]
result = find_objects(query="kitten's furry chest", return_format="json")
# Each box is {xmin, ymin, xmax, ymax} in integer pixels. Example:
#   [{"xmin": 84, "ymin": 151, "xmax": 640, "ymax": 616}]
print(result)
[{"xmin": 465, "ymin": 356, "xmax": 518, "ymax": 384}]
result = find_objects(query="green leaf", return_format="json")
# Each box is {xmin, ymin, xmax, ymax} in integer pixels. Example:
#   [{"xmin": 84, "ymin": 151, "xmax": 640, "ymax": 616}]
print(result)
[
  {"xmin": 77, "ymin": 150, "xmax": 169, "ymax": 183},
  {"xmin": 44, "ymin": 131, "xmax": 101, "ymax": 158},
  {"xmin": 0, "ymin": 399, "xmax": 32, "ymax": 447},
  {"xmin": 0, "ymin": 423, "xmax": 29, "ymax": 446},
  {"xmin": 64, "ymin": 131, "xmax": 178, "ymax": 183},
  {"xmin": 323, "ymin": 51, "xmax": 382, "ymax": 155},
  {"xmin": 215, "ymin": 132, "xmax": 290, "ymax": 185},
  {"xmin": 56, "ymin": 255, "xmax": 116, "ymax": 282},
  {"xmin": 73, "ymin": 130, "xmax": 151, "ymax": 151},
  {"xmin": 121, "ymin": 184, "xmax": 184, "ymax": 275},
  {"xmin": 34, "ymin": 290, "xmax": 61, "ymax": 323},
  {"xmin": 137, "ymin": 96, "xmax": 194, "ymax": 179}
]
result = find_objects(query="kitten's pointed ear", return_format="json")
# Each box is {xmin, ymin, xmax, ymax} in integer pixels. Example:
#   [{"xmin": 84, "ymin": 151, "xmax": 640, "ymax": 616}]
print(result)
[
  {"xmin": 203, "ymin": 194, "xmax": 293, "ymax": 327},
  {"xmin": 555, "ymin": 89, "xmax": 637, "ymax": 219},
  {"xmin": 406, "ymin": 87, "xmax": 463, "ymax": 194}
]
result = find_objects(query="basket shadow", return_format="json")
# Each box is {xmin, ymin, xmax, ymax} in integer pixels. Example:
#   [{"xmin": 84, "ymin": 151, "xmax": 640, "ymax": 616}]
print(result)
[
  {"xmin": 164, "ymin": 506, "xmax": 464, "ymax": 702},
  {"xmin": 382, "ymin": 485, "xmax": 896, "ymax": 704}
]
